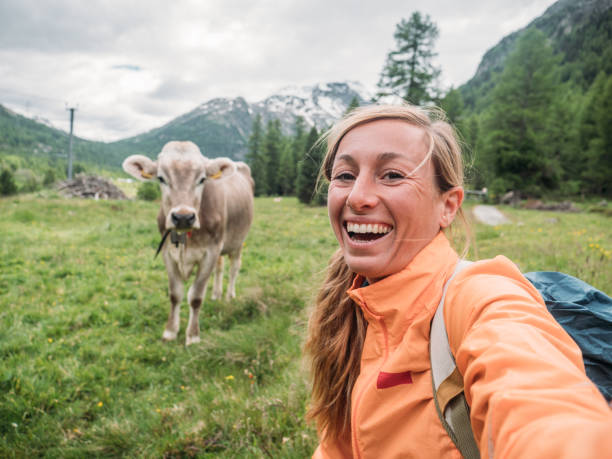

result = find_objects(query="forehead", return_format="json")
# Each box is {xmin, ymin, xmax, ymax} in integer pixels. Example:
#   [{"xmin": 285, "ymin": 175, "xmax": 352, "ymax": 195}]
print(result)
[
  {"xmin": 336, "ymin": 119, "xmax": 428, "ymax": 163},
  {"xmin": 158, "ymin": 142, "xmax": 206, "ymax": 173}
]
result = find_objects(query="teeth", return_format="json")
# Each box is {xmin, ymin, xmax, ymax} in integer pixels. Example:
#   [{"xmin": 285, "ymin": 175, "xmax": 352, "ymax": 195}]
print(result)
[{"xmin": 347, "ymin": 222, "xmax": 391, "ymax": 234}]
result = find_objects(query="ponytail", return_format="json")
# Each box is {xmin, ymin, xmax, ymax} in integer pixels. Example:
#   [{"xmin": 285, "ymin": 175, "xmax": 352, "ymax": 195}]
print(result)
[{"xmin": 304, "ymin": 249, "xmax": 367, "ymax": 440}]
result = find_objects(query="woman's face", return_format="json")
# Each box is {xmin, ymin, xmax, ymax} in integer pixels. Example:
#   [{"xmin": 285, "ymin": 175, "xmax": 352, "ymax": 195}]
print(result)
[{"xmin": 327, "ymin": 119, "xmax": 450, "ymax": 282}]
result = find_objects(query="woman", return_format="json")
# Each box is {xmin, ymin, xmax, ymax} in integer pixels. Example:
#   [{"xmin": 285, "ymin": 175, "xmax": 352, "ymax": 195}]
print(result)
[{"xmin": 305, "ymin": 104, "xmax": 612, "ymax": 458}]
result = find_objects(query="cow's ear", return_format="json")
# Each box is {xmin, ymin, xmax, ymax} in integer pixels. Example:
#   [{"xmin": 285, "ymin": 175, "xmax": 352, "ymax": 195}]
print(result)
[
  {"xmin": 206, "ymin": 158, "xmax": 236, "ymax": 180},
  {"xmin": 122, "ymin": 155, "xmax": 158, "ymax": 181}
]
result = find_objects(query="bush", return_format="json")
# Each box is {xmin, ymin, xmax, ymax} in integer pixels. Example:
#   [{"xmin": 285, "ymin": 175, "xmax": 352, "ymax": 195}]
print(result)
[
  {"xmin": 0, "ymin": 169, "xmax": 17, "ymax": 196},
  {"xmin": 43, "ymin": 169, "xmax": 56, "ymax": 187},
  {"xmin": 15, "ymin": 169, "xmax": 40, "ymax": 193},
  {"xmin": 136, "ymin": 181, "xmax": 160, "ymax": 201}
]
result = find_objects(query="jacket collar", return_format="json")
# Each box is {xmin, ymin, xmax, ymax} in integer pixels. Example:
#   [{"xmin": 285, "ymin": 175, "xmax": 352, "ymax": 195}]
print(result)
[{"xmin": 347, "ymin": 232, "xmax": 458, "ymax": 342}]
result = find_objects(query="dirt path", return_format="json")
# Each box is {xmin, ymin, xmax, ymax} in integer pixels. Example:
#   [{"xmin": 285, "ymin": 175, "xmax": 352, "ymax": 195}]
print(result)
[{"xmin": 472, "ymin": 205, "xmax": 511, "ymax": 226}]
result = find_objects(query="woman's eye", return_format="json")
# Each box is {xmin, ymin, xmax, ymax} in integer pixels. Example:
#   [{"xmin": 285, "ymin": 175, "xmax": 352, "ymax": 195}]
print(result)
[
  {"xmin": 157, "ymin": 176, "xmax": 166, "ymax": 185},
  {"xmin": 333, "ymin": 172, "xmax": 355, "ymax": 181},
  {"xmin": 382, "ymin": 171, "xmax": 404, "ymax": 180}
]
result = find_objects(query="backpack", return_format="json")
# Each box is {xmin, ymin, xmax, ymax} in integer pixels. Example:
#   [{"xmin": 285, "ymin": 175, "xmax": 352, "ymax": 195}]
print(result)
[{"xmin": 430, "ymin": 261, "xmax": 612, "ymax": 459}]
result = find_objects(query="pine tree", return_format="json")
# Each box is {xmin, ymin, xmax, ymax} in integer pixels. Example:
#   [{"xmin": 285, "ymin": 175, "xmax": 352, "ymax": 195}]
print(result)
[
  {"xmin": 297, "ymin": 127, "xmax": 321, "ymax": 204},
  {"xmin": 277, "ymin": 137, "xmax": 295, "ymax": 196},
  {"xmin": 480, "ymin": 28, "xmax": 560, "ymax": 197},
  {"xmin": 246, "ymin": 114, "xmax": 268, "ymax": 196},
  {"xmin": 287, "ymin": 116, "xmax": 307, "ymax": 195},
  {"xmin": 345, "ymin": 96, "xmax": 360, "ymax": 115},
  {"xmin": 262, "ymin": 119, "xmax": 284, "ymax": 196},
  {"xmin": 580, "ymin": 73, "xmax": 612, "ymax": 195},
  {"xmin": 377, "ymin": 12, "xmax": 441, "ymax": 105},
  {"xmin": 440, "ymin": 87, "xmax": 464, "ymax": 126}
]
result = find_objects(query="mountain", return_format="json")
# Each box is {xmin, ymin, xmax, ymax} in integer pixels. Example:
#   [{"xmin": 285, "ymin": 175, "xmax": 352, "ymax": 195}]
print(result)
[
  {"xmin": 0, "ymin": 104, "xmax": 113, "ymax": 170},
  {"xmin": 109, "ymin": 81, "xmax": 373, "ymax": 163},
  {"xmin": 460, "ymin": 0, "xmax": 612, "ymax": 109}
]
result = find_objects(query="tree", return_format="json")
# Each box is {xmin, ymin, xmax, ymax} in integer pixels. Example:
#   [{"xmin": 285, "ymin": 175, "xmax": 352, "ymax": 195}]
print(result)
[
  {"xmin": 480, "ymin": 28, "xmax": 560, "ymax": 197},
  {"xmin": 579, "ymin": 73, "xmax": 612, "ymax": 195},
  {"xmin": 345, "ymin": 96, "xmax": 360, "ymax": 115},
  {"xmin": 262, "ymin": 119, "xmax": 284, "ymax": 196},
  {"xmin": 377, "ymin": 12, "xmax": 441, "ymax": 105},
  {"xmin": 439, "ymin": 87, "xmax": 464, "ymax": 126},
  {"xmin": 297, "ymin": 127, "xmax": 321, "ymax": 204},
  {"xmin": 246, "ymin": 114, "xmax": 268, "ymax": 196},
  {"xmin": 277, "ymin": 137, "xmax": 296, "ymax": 196}
]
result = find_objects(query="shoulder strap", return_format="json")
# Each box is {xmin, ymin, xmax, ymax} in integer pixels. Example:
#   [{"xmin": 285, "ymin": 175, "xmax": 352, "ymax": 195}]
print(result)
[{"xmin": 430, "ymin": 260, "xmax": 480, "ymax": 459}]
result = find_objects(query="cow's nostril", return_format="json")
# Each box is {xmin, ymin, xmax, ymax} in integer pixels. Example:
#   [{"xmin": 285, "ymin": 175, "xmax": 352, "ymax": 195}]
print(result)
[{"xmin": 171, "ymin": 212, "xmax": 196, "ymax": 229}]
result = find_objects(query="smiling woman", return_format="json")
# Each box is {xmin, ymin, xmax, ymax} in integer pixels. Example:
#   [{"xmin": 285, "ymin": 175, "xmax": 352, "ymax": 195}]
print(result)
[
  {"xmin": 305, "ymin": 104, "xmax": 612, "ymax": 459},
  {"xmin": 326, "ymin": 119, "xmax": 463, "ymax": 282}
]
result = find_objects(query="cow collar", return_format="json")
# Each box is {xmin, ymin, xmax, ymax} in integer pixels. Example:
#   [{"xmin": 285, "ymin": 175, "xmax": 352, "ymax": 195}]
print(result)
[{"xmin": 154, "ymin": 229, "xmax": 190, "ymax": 258}]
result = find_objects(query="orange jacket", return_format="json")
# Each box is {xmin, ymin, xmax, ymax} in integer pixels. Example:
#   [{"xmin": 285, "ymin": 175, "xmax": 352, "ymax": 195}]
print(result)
[{"xmin": 314, "ymin": 232, "xmax": 612, "ymax": 458}]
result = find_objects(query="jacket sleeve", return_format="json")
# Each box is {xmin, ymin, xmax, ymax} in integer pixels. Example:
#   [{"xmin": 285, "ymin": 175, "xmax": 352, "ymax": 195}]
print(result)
[{"xmin": 444, "ymin": 256, "xmax": 612, "ymax": 459}]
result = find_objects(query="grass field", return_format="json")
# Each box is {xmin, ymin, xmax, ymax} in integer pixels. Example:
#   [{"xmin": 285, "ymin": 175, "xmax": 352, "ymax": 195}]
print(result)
[{"xmin": 1, "ymin": 193, "xmax": 610, "ymax": 457}]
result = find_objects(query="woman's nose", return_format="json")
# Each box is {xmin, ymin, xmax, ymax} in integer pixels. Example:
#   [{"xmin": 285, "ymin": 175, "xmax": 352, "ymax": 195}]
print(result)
[{"xmin": 346, "ymin": 175, "xmax": 378, "ymax": 212}]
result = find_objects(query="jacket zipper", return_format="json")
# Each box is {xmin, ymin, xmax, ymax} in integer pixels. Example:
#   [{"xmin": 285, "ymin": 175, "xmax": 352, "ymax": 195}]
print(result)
[{"xmin": 351, "ymin": 316, "xmax": 390, "ymax": 459}]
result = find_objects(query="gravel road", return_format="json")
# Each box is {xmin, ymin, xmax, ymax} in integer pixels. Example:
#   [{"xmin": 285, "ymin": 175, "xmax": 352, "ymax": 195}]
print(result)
[{"xmin": 472, "ymin": 205, "xmax": 511, "ymax": 226}]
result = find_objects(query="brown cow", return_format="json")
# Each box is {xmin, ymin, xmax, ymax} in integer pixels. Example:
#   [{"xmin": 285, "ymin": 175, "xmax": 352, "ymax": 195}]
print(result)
[{"xmin": 122, "ymin": 141, "xmax": 254, "ymax": 345}]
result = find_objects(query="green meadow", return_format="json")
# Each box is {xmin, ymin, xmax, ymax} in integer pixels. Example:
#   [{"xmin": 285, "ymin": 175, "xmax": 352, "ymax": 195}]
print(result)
[{"xmin": 1, "ymin": 194, "xmax": 610, "ymax": 457}]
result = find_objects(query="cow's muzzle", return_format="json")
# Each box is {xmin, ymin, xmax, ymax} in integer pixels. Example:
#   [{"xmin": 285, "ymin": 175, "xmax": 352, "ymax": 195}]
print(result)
[{"xmin": 171, "ymin": 212, "xmax": 196, "ymax": 230}]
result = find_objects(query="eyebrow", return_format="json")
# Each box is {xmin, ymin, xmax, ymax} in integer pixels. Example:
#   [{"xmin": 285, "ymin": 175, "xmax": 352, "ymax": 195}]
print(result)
[{"xmin": 335, "ymin": 151, "xmax": 407, "ymax": 165}]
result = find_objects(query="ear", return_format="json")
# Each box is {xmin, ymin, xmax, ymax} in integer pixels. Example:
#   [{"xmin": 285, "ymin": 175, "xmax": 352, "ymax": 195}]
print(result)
[
  {"xmin": 439, "ymin": 186, "xmax": 464, "ymax": 228},
  {"xmin": 122, "ymin": 155, "xmax": 158, "ymax": 181},
  {"xmin": 206, "ymin": 157, "xmax": 236, "ymax": 180}
]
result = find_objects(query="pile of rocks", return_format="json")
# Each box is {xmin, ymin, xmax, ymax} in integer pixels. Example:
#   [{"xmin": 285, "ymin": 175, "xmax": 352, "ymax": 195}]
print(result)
[{"xmin": 57, "ymin": 175, "xmax": 127, "ymax": 200}]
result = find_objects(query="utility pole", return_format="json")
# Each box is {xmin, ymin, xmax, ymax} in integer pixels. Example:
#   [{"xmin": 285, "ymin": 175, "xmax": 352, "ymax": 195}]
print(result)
[{"xmin": 66, "ymin": 106, "xmax": 76, "ymax": 179}]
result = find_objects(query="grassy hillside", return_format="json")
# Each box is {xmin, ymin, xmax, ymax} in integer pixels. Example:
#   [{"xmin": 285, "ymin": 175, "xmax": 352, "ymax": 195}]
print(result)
[
  {"xmin": 0, "ymin": 105, "xmax": 119, "ymax": 172},
  {"xmin": 0, "ymin": 195, "xmax": 610, "ymax": 456}
]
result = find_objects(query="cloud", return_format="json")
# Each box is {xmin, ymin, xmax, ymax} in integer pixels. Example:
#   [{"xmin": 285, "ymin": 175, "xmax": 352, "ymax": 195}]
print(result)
[
  {"xmin": 112, "ymin": 65, "xmax": 142, "ymax": 71},
  {"xmin": 0, "ymin": 0, "xmax": 557, "ymax": 141}
]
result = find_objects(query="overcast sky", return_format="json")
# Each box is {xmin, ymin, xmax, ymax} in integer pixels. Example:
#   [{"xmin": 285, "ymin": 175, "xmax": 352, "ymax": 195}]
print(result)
[{"xmin": 0, "ymin": 0, "xmax": 557, "ymax": 142}]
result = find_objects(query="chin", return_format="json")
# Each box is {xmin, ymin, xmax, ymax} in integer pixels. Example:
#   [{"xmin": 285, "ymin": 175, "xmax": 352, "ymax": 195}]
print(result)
[{"xmin": 344, "ymin": 256, "xmax": 389, "ymax": 282}]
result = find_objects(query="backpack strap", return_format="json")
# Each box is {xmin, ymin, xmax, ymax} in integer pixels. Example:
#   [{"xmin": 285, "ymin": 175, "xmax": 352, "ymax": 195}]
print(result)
[{"xmin": 430, "ymin": 260, "xmax": 480, "ymax": 459}]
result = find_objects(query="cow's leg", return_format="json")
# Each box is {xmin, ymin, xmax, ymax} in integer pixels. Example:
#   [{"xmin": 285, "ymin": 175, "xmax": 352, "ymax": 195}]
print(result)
[
  {"xmin": 211, "ymin": 256, "xmax": 224, "ymax": 300},
  {"xmin": 185, "ymin": 248, "xmax": 220, "ymax": 346},
  {"xmin": 226, "ymin": 250, "xmax": 242, "ymax": 300},
  {"xmin": 163, "ymin": 263, "xmax": 184, "ymax": 341}
]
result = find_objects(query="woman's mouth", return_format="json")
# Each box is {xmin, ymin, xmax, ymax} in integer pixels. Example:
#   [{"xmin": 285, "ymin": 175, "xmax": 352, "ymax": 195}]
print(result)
[{"xmin": 345, "ymin": 221, "xmax": 392, "ymax": 242}]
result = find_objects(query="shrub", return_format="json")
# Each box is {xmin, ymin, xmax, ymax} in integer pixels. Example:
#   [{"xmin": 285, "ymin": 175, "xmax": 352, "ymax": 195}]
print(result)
[
  {"xmin": 15, "ymin": 169, "xmax": 40, "ymax": 193},
  {"xmin": 0, "ymin": 169, "xmax": 17, "ymax": 196},
  {"xmin": 43, "ymin": 169, "xmax": 56, "ymax": 187},
  {"xmin": 137, "ymin": 181, "xmax": 160, "ymax": 201}
]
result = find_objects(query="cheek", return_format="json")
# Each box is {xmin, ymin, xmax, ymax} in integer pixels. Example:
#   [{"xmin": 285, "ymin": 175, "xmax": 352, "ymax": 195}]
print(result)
[{"xmin": 327, "ymin": 185, "xmax": 345, "ymax": 238}]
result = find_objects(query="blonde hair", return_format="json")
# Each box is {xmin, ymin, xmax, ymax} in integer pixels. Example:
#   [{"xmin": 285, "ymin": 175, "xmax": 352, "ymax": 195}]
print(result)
[{"xmin": 305, "ymin": 103, "xmax": 470, "ymax": 441}]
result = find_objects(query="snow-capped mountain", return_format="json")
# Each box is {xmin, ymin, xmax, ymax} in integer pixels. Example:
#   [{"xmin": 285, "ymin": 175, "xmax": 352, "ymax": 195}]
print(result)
[
  {"xmin": 112, "ymin": 81, "xmax": 374, "ymax": 161},
  {"xmin": 252, "ymin": 81, "xmax": 374, "ymax": 132}
]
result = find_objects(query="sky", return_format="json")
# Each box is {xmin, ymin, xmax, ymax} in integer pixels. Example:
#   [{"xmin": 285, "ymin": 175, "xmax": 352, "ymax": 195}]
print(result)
[{"xmin": 0, "ymin": 0, "xmax": 557, "ymax": 142}]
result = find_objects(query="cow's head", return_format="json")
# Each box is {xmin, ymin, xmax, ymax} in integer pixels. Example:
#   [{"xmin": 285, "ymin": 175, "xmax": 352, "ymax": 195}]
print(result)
[{"xmin": 122, "ymin": 141, "xmax": 236, "ymax": 231}]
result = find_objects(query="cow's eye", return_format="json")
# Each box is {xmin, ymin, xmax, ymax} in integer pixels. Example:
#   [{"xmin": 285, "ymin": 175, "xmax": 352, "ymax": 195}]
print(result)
[
  {"xmin": 157, "ymin": 176, "xmax": 166, "ymax": 185},
  {"xmin": 197, "ymin": 177, "xmax": 206, "ymax": 185}
]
